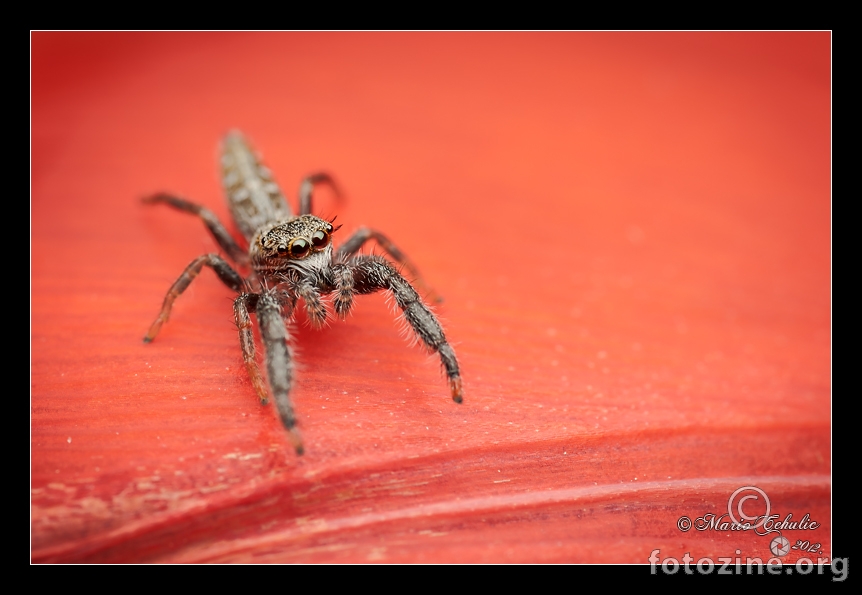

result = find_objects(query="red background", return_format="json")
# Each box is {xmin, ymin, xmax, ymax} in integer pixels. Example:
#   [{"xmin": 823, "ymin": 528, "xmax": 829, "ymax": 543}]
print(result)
[{"xmin": 31, "ymin": 32, "xmax": 831, "ymax": 563}]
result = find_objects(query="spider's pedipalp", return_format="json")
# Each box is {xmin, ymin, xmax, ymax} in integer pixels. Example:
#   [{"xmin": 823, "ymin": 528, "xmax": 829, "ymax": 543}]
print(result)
[
  {"xmin": 330, "ymin": 262, "xmax": 355, "ymax": 319},
  {"xmin": 294, "ymin": 282, "xmax": 329, "ymax": 329}
]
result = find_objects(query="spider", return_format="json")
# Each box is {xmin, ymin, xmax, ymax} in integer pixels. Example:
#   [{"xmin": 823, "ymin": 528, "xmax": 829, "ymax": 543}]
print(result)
[{"xmin": 142, "ymin": 131, "xmax": 462, "ymax": 454}]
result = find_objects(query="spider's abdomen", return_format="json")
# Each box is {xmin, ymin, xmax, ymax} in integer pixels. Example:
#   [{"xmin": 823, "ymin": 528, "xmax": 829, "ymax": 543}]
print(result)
[{"xmin": 221, "ymin": 131, "xmax": 293, "ymax": 241}]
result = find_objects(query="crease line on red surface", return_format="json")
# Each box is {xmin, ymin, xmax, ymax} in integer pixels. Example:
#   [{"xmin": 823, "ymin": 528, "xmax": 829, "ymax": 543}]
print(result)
[
  {"xmin": 32, "ymin": 422, "xmax": 830, "ymax": 562},
  {"xmin": 164, "ymin": 474, "xmax": 830, "ymax": 563}
]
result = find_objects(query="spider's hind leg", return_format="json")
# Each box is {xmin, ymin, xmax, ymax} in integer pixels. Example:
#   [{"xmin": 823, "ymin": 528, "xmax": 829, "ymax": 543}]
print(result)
[
  {"xmin": 143, "ymin": 193, "xmax": 248, "ymax": 264},
  {"xmin": 143, "ymin": 253, "xmax": 243, "ymax": 342},
  {"xmin": 298, "ymin": 173, "xmax": 341, "ymax": 216}
]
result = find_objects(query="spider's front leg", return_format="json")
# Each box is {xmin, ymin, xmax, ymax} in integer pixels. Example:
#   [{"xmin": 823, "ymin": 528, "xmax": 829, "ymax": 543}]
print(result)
[
  {"xmin": 234, "ymin": 291, "xmax": 303, "ymax": 453},
  {"xmin": 234, "ymin": 293, "xmax": 269, "ymax": 405},
  {"xmin": 336, "ymin": 227, "xmax": 442, "ymax": 304},
  {"xmin": 338, "ymin": 255, "xmax": 463, "ymax": 403}
]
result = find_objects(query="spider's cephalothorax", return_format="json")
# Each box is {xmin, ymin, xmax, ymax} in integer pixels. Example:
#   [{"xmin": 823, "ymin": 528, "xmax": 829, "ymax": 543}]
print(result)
[
  {"xmin": 252, "ymin": 215, "xmax": 336, "ymax": 284},
  {"xmin": 142, "ymin": 131, "xmax": 462, "ymax": 454}
]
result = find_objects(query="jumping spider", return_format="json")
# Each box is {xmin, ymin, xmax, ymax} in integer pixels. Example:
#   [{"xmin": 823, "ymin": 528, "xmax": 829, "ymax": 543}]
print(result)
[{"xmin": 143, "ymin": 131, "xmax": 463, "ymax": 454}]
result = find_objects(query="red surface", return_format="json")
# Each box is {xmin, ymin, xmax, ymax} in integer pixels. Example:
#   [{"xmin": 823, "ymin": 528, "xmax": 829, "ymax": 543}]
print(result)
[{"xmin": 31, "ymin": 32, "xmax": 831, "ymax": 563}]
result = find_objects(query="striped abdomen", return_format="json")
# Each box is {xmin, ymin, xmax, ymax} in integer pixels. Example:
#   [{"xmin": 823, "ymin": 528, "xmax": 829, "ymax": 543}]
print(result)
[{"xmin": 221, "ymin": 131, "xmax": 293, "ymax": 242}]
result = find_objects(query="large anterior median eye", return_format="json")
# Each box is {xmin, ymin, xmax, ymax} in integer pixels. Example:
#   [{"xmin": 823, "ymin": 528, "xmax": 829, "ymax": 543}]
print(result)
[
  {"xmin": 289, "ymin": 238, "xmax": 310, "ymax": 258},
  {"xmin": 311, "ymin": 230, "xmax": 330, "ymax": 249}
]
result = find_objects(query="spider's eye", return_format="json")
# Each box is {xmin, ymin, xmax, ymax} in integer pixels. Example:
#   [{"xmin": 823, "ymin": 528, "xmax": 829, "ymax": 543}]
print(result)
[
  {"xmin": 277, "ymin": 244, "xmax": 288, "ymax": 255},
  {"xmin": 311, "ymin": 230, "xmax": 330, "ymax": 249},
  {"xmin": 289, "ymin": 238, "xmax": 310, "ymax": 258}
]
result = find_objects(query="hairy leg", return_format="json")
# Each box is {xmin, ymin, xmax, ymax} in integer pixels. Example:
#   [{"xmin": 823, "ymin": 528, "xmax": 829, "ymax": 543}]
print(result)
[
  {"xmin": 143, "ymin": 253, "xmax": 244, "ymax": 342},
  {"xmin": 336, "ymin": 227, "xmax": 441, "ymax": 303},
  {"xmin": 233, "ymin": 293, "xmax": 269, "ymax": 405},
  {"xmin": 349, "ymin": 255, "xmax": 462, "ymax": 403},
  {"xmin": 298, "ymin": 173, "xmax": 341, "ymax": 216},
  {"xmin": 143, "ymin": 193, "xmax": 248, "ymax": 264},
  {"xmin": 256, "ymin": 290, "xmax": 304, "ymax": 454}
]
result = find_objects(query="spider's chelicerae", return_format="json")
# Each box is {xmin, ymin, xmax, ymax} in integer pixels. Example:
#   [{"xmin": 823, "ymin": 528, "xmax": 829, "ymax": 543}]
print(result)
[{"xmin": 143, "ymin": 132, "xmax": 462, "ymax": 454}]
